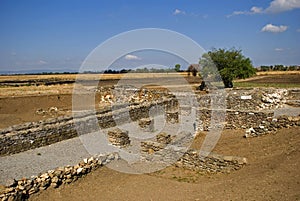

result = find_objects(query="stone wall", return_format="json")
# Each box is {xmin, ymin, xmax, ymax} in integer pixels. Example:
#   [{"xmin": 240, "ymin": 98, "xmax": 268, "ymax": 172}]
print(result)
[
  {"xmin": 0, "ymin": 98, "xmax": 176, "ymax": 156},
  {"xmin": 0, "ymin": 153, "xmax": 119, "ymax": 201},
  {"xmin": 175, "ymin": 150, "xmax": 247, "ymax": 174},
  {"xmin": 1, "ymin": 88, "xmax": 299, "ymax": 156},
  {"xmin": 196, "ymin": 88, "xmax": 300, "ymax": 132},
  {"xmin": 1, "ymin": 88, "xmax": 299, "ymax": 199},
  {"xmin": 244, "ymin": 115, "xmax": 300, "ymax": 137}
]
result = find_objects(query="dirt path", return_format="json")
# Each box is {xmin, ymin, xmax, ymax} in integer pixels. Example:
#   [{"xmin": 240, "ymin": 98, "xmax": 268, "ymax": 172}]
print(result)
[{"xmin": 29, "ymin": 127, "xmax": 300, "ymax": 201}]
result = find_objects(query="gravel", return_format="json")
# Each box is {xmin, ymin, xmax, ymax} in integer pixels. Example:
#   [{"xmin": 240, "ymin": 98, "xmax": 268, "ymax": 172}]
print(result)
[{"xmin": 0, "ymin": 136, "xmax": 90, "ymax": 185}]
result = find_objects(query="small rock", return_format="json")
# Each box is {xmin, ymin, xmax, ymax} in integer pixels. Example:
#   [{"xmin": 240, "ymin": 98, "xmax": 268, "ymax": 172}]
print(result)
[{"xmin": 76, "ymin": 168, "xmax": 83, "ymax": 174}]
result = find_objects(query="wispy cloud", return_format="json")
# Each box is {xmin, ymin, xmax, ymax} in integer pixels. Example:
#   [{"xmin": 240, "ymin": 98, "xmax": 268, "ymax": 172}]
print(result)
[
  {"xmin": 228, "ymin": 0, "xmax": 300, "ymax": 17},
  {"xmin": 124, "ymin": 54, "xmax": 141, "ymax": 61},
  {"xmin": 275, "ymin": 48, "xmax": 284, "ymax": 51},
  {"xmin": 261, "ymin": 23, "xmax": 288, "ymax": 33},
  {"xmin": 38, "ymin": 60, "xmax": 48, "ymax": 65},
  {"xmin": 297, "ymin": 28, "xmax": 300, "ymax": 32},
  {"xmin": 173, "ymin": 9, "xmax": 207, "ymax": 19},
  {"xmin": 227, "ymin": 6, "xmax": 263, "ymax": 17},
  {"xmin": 173, "ymin": 9, "xmax": 185, "ymax": 15}
]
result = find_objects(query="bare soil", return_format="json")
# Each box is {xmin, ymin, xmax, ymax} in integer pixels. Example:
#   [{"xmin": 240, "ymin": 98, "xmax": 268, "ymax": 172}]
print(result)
[
  {"xmin": 27, "ymin": 128, "xmax": 300, "ymax": 201},
  {"xmin": 236, "ymin": 72, "xmax": 300, "ymax": 84},
  {"xmin": 0, "ymin": 74, "xmax": 201, "ymax": 128}
]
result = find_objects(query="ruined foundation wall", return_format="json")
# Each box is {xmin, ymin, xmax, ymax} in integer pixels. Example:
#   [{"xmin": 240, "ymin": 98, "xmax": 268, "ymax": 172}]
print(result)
[
  {"xmin": 1, "ymin": 88, "xmax": 299, "ymax": 156},
  {"xmin": 0, "ymin": 99, "xmax": 175, "ymax": 156}
]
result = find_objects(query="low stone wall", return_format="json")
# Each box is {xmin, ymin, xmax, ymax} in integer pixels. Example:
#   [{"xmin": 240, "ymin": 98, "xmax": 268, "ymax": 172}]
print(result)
[
  {"xmin": 175, "ymin": 150, "xmax": 247, "ymax": 174},
  {"xmin": 197, "ymin": 109, "xmax": 274, "ymax": 131},
  {"xmin": 196, "ymin": 88, "xmax": 300, "ymax": 131},
  {"xmin": 0, "ymin": 153, "xmax": 119, "ymax": 201},
  {"xmin": 197, "ymin": 88, "xmax": 291, "ymax": 111},
  {"xmin": 1, "ymin": 88, "xmax": 299, "ymax": 156},
  {"xmin": 245, "ymin": 115, "xmax": 300, "ymax": 137},
  {"xmin": 0, "ymin": 99, "xmax": 176, "ymax": 156},
  {"xmin": 0, "ymin": 87, "xmax": 298, "ymax": 200}
]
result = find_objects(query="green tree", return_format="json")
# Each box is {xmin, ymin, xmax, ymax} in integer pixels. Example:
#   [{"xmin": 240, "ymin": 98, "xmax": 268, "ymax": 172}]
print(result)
[
  {"xmin": 174, "ymin": 64, "xmax": 181, "ymax": 72},
  {"xmin": 199, "ymin": 48, "xmax": 256, "ymax": 88}
]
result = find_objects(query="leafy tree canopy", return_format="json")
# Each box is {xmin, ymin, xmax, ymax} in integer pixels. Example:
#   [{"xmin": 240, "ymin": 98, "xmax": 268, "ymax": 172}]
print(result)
[
  {"xmin": 174, "ymin": 64, "xmax": 181, "ymax": 72},
  {"xmin": 199, "ymin": 48, "xmax": 256, "ymax": 87}
]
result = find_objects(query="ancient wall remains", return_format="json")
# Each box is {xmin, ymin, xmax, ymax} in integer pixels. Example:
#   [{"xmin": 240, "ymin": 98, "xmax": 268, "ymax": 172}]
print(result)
[
  {"xmin": 0, "ymin": 153, "xmax": 119, "ymax": 201},
  {"xmin": 0, "ymin": 99, "xmax": 175, "ymax": 156},
  {"xmin": 1, "ymin": 88, "xmax": 299, "ymax": 156}
]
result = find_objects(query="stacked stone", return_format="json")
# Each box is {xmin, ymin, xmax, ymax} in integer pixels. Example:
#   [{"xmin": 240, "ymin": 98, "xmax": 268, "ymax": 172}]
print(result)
[
  {"xmin": 141, "ymin": 132, "xmax": 173, "ymax": 154},
  {"xmin": 141, "ymin": 141, "xmax": 165, "ymax": 154},
  {"xmin": 156, "ymin": 132, "xmax": 171, "ymax": 144},
  {"xmin": 138, "ymin": 118, "xmax": 154, "ymax": 132},
  {"xmin": 107, "ymin": 128, "xmax": 130, "ymax": 147},
  {"xmin": 0, "ymin": 153, "xmax": 119, "ymax": 201},
  {"xmin": 99, "ymin": 85, "xmax": 169, "ymax": 105},
  {"xmin": 166, "ymin": 111, "xmax": 179, "ymax": 123},
  {"xmin": 260, "ymin": 89, "xmax": 287, "ymax": 110},
  {"xmin": 175, "ymin": 150, "xmax": 247, "ymax": 174},
  {"xmin": 225, "ymin": 110, "xmax": 274, "ymax": 130},
  {"xmin": 244, "ymin": 115, "xmax": 300, "ymax": 138},
  {"xmin": 0, "ymin": 97, "xmax": 176, "ymax": 157}
]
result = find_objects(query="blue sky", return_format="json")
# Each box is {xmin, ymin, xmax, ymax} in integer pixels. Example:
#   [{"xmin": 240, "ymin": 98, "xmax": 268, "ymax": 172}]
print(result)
[{"xmin": 0, "ymin": 0, "xmax": 299, "ymax": 72}]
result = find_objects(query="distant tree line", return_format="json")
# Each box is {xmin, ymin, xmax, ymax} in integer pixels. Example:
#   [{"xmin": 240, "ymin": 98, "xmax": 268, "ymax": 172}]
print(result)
[
  {"xmin": 258, "ymin": 65, "xmax": 300, "ymax": 72},
  {"xmin": 103, "ymin": 67, "xmax": 178, "ymax": 74}
]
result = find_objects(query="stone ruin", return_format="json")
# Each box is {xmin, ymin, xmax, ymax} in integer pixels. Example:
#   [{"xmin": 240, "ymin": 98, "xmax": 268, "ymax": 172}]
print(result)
[
  {"xmin": 0, "ymin": 87, "xmax": 299, "ymax": 200},
  {"xmin": 140, "ymin": 132, "xmax": 172, "ymax": 154},
  {"xmin": 96, "ymin": 85, "xmax": 171, "ymax": 105},
  {"xmin": 138, "ymin": 118, "xmax": 154, "ymax": 132},
  {"xmin": 107, "ymin": 128, "xmax": 130, "ymax": 147},
  {"xmin": 0, "ymin": 153, "xmax": 119, "ymax": 201}
]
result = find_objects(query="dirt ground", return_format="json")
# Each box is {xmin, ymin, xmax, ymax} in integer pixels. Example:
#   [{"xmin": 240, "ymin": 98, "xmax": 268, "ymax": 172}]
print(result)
[
  {"xmin": 235, "ymin": 72, "xmax": 300, "ymax": 84},
  {"xmin": 0, "ymin": 74, "xmax": 201, "ymax": 129},
  {"xmin": 0, "ymin": 73, "xmax": 299, "ymax": 200},
  {"xmin": 28, "ymin": 128, "xmax": 300, "ymax": 201}
]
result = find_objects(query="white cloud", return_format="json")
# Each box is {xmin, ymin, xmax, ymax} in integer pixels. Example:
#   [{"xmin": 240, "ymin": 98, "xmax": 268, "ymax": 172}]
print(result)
[
  {"xmin": 38, "ymin": 60, "xmax": 48, "ymax": 65},
  {"xmin": 227, "ymin": 6, "xmax": 263, "ymax": 17},
  {"xmin": 265, "ymin": 0, "xmax": 300, "ymax": 13},
  {"xmin": 228, "ymin": 0, "xmax": 300, "ymax": 17},
  {"xmin": 297, "ymin": 28, "xmax": 300, "ymax": 32},
  {"xmin": 173, "ymin": 9, "xmax": 185, "ymax": 15},
  {"xmin": 124, "ymin": 54, "xmax": 141, "ymax": 61},
  {"xmin": 261, "ymin": 23, "xmax": 288, "ymax": 33},
  {"xmin": 275, "ymin": 48, "xmax": 284, "ymax": 51},
  {"xmin": 250, "ymin": 6, "xmax": 263, "ymax": 13}
]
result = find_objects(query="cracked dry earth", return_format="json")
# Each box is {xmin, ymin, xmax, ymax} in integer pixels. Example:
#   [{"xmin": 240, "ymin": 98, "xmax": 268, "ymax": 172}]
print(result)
[{"xmin": 28, "ymin": 127, "xmax": 300, "ymax": 201}]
